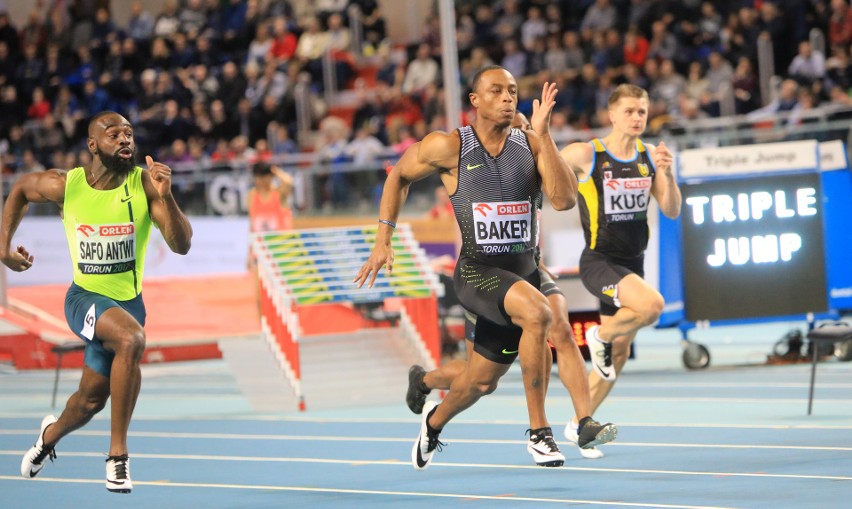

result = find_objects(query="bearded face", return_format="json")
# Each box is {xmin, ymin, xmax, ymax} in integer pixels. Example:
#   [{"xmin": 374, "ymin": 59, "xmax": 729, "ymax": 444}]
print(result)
[{"xmin": 97, "ymin": 142, "xmax": 136, "ymax": 175}]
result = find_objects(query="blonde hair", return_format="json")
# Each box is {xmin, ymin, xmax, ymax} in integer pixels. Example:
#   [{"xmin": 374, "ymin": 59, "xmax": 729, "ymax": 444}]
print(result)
[{"xmin": 608, "ymin": 84, "xmax": 649, "ymax": 108}]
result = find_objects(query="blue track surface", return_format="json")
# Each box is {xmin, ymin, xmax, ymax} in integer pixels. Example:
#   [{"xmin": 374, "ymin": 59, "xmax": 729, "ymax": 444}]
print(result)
[{"xmin": 2, "ymin": 323, "xmax": 850, "ymax": 508}]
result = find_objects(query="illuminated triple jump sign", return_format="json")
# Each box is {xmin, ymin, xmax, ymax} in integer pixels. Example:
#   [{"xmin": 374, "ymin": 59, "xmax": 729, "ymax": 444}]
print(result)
[
  {"xmin": 684, "ymin": 184, "xmax": 817, "ymax": 267},
  {"xmin": 677, "ymin": 141, "xmax": 828, "ymax": 321}
]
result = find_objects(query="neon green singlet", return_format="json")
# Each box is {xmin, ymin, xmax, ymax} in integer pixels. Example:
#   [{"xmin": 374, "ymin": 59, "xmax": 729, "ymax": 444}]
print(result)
[{"xmin": 63, "ymin": 166, "xmax": 152, "ymax": 301}]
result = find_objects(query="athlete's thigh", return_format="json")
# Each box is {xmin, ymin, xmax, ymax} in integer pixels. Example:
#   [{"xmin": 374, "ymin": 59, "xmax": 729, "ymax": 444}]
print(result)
[
  {"xmin": 65, "ymin": 285, "xmax": 144, "ymax": 376},
  {"xmin": 615, "ymin": 273, "xmax": 662, "ymax": 313},
  {"xmin": 94, "ymin": 306, "xmax": 145, "ymax": 353},
  {"xmin": 454, "ymin": 258, "xmax": 537, "ymax": 326},
  {"xmin": 503, "ymin": 277, "xmax": 550, "ymax": 328}
]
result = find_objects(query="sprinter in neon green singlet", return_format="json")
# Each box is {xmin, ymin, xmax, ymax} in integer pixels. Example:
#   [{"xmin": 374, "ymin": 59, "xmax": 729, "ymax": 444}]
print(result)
[{"xmin": 0, "ymin": 111, "xmax": 192, "ymax": 493}]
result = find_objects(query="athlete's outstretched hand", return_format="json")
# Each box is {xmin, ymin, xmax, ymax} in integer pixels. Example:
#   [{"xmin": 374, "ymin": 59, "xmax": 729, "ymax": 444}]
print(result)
[
  {"xmin": 530, "ymin": 81, "xmax": 558, "ymax": 137},
  {"xmin": 651, "ymin": 141, "xmax": 674, "ymax": 175},
  {"xmin": 1, "ymin": 245, "xmax": 34, "ymax": 272},
  {"xmin": 353, "ymin": 243, "xmax": 394, "ymax": 288},
  {"xmin": 146, "ymin": 155, "xmax": 174, "ymax": 197}
]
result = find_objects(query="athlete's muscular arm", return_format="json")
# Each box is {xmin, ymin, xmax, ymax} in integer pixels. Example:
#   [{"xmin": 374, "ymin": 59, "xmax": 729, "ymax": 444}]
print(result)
[
  {"xmin": 0, "ymin": 170, "xmax": 67, "ymax": 271},
  {"xmin": 354, "ymin": 131, "xmax": 459, "ymax": 288},
  {"xmin": 647, "ymin": 141, "xmax": 681, "ymax": 219},
  {"xmin": 527, "ymin": 82, "xmax": 577, "ymax": 210},
  {"xmin": 142, "ymin": 155, "xmax": 193, "ymax": 255},
  {"xmin": 559, "ymin": 142, "xmax": 594, "ymax": 181}
]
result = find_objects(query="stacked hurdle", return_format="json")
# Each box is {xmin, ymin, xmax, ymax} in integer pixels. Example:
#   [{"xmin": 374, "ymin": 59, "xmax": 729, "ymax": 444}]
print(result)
[{"xmin": 252, "ymin": 224, "xmax": 444, "ymax": 410}]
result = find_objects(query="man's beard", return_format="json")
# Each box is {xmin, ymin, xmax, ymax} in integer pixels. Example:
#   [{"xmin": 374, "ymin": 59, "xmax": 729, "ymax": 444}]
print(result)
[{"xmin": 99, "ymin": 147, "xmax": 136, "ymax": 175}]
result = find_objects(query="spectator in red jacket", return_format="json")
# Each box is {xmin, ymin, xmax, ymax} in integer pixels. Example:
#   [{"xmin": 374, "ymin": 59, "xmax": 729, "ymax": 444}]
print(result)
[{"xmin": 829, "ymin": 0, "xmax": 852, "ymax": 48}]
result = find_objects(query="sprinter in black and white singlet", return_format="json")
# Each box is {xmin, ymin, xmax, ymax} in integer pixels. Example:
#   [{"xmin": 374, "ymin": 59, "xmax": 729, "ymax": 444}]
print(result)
[
  {"xmin": 451, "ymin": 124, "xmax": 542, "ymax": 327},
  {"xmin": 559, "ymin": 84, "xmax": 682, "ymax": 425},
  {"xmin": 355, "ymin": 66, "xmax": 578, "ymax": 469},
  {"xmin": 405, "ymin": 112, "xmax": 618, "ymax": 461}
]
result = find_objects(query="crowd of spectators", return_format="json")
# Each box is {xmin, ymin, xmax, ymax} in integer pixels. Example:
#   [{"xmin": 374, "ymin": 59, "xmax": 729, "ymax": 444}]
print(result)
[{"xmin": 1, "ymin": 0, "xmax": 851, "ymax": 213}]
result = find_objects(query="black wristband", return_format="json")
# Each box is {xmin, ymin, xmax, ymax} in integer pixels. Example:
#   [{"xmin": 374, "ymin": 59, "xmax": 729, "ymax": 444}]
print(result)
[{"xmin": 378, "ymin": 219, "xmax": 396, "ymax": 228}]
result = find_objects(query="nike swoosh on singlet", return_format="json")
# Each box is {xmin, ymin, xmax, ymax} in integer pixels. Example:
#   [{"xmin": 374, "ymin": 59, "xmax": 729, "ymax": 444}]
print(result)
[
  {"xmin": 120, "ymin": 196, "xmax": 133, "ymax": 203},
  {"xmin": 466, "ymin": 163, "xmax": 483, "ymax": 170},
  {"xmin": 502, "ymin": 348, "xmax": 518, "ymax": 355}
]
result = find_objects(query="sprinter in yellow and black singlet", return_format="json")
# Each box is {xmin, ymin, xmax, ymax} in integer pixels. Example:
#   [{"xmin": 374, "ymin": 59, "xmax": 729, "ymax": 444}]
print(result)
[
  {"xmin": 558, "ymin": 84, "xmax": 682, "ymax": 435},
  {"xmin": 0, "ymin": 111, "xmax": 192, "ymax": 494},
  {"xmin": 579, "ymin": 137, "xmax": 656, "ymax": 260}
]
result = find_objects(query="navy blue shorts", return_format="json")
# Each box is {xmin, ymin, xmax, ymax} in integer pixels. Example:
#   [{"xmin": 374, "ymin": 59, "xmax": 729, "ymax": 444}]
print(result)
[{"xmin": 64, "ymin": 283, "xmax": 146, "ymax": 377}]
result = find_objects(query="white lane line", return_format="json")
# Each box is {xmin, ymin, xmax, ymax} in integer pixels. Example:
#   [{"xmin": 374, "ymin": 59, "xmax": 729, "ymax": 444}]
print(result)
[
  {"xmin": 2, "ymin": 414, "xmax": 852, "ymax": 429},
  {"xmin": 1, "ymin": 431, "xmax": 851, "ymax": 452},
  {"xmin": 0, "ymin": 451, "xmax": 850, "ymax": 481},
  {"xmin": 0, "ymin": 476, "xmax": 738, "ymax": 509},
  {"xmin": 501, "ymin": 381, "xmax": 852, "ymax": 389}
]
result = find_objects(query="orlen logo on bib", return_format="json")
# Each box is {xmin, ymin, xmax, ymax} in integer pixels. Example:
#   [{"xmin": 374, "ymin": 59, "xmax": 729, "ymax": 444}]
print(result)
[
  {"xmin": 624, "ymin": 179, "xmax": 651, "ymax": 190},
  {"xmin": 100, "ymin": 224, "xmax": 135, "ymax": 236},
  {"xmin": 474, "ymin": 203, "xmax": 493, "ymax": 217},
  {"xmin": 497, "ymin": 203, "xmax": 529, "ymax": 215}
]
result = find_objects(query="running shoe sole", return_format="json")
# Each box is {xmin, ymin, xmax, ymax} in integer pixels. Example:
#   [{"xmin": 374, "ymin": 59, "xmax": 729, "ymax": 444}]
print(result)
[{"xmin": 579, "ymin": 423, "xmax": 618, "ymax": 449}]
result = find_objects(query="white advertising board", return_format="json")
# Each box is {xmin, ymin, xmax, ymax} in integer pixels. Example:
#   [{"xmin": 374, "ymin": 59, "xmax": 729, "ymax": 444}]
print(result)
[
  {"xmin": 678, "ymin": 140, "xmax": 819, "ymax": 179},
  {"xmin": 5, "ymin": 217, "xmax": 251, "ymax": 287}
]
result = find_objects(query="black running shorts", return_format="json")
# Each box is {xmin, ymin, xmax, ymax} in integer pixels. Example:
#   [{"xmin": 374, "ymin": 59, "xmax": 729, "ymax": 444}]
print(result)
[
  {"xmin": 464, "ymin": 313, "xmax": 525, "ymax": 364},
  {"xmin": 459, "ymin": 266, "xmax": 559, "ymax": 365},
  {"xmin": 579, "ymin": 248, "xmax": 644, "ymax": 317},
  {"xmin": 453, "ymin": 255, "xmax": 539, "ymax": 327}
]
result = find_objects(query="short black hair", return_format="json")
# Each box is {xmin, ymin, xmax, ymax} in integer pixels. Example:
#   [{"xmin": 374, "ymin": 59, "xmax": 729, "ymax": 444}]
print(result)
[
  {"xmin": 470, "ymin": 65, "xmax": 508, "ymax": 94},
  {"xmin": 252, "ymin": 161, "xmax": 272, "ymax": 176},
  {"xmin": 87, "ymin": 111, "xmax": 124, "ymax": 136}
]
